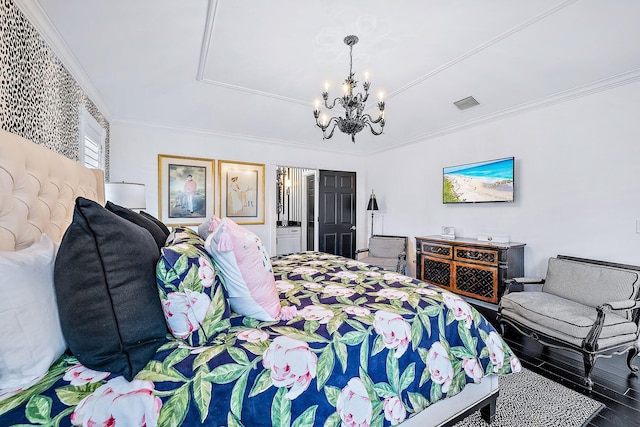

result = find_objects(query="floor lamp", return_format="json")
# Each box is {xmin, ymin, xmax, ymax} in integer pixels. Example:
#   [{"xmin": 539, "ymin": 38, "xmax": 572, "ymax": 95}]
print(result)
[{"xmin": 367, "ymin": 190, "xmax": 379, "ymax": 238}]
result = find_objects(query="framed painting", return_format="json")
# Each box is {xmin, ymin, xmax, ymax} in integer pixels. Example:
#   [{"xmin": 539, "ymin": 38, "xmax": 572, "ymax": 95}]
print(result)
[
  {"xmin": 158, "ymin": 154, "xmax": 215, "ymax": 226},
  {"xmin": 219, "ymin": 160, "xmax": 265, "ymax": 224}
]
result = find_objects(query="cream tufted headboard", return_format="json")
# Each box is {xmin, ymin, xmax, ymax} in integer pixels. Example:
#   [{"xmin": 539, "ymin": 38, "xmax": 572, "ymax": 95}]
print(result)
[{"xmin": 0, "ymin": 129, "xmax": 105, "ymax": 251}]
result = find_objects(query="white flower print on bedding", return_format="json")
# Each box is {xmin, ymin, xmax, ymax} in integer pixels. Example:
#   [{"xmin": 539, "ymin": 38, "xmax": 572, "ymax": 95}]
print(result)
[
  {"xmin": 374, "ymin": 310, "xmax": 411, "ymax": 358},
  {"xmin": 262, "ymin": 336, "xmax": 317, "ymax": 400},
  {"xmin": 487, "ymin": 331, "xmax": 506, "ymax": 372},
  {"xmin": 299, "ymin": 305, "xmax": 335, "ymax": 324},
  {"xmin": 71, "ymin": 378, "xmax": 161, "ymax": 427},
  {"xmin": 383, "ymin": 395, "xmax": 407, "ymax": 426},
  {"xmin": 63, "ymin": 365, "xmax": 110, "ymax": 386},
  {"xmin": 443, "ymin": 293, "xmax": 474, "ymax": 328},
  {"xmin": 336, "ymin": 378, "xmax": 372, "ymax": 427},
  {"xmin": 377, "ymin": 288, "xmax": 409, "ymax": 301},
  {"xmin": 161, "ymin": 289, "xmax": 211, "ymax": 339},
  {"xmin": 426, "ymin": 341, "xmax": 454, "ymax": 393},
  {"xmin": 462, "ymin": 358, "xmax": 484, "ymax": 383},
  {"xmin": 236, "ymin": 328, "xmax": 269, "ymax": 343}
]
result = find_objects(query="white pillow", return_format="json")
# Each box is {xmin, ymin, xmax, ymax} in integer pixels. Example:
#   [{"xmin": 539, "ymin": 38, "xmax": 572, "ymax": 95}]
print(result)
[
  {"xmin": 204, "ymin": 217, "xmax": 281, "ymax": 321},
  {"xmin": 0, "ymin": 234, "xmax": 66, "ymax": 398}
]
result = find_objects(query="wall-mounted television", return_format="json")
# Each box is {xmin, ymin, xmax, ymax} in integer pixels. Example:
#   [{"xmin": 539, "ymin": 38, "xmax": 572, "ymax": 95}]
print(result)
[{"xmin": 443, "ymin": 157, "xmax": 514, "ymax": 204}]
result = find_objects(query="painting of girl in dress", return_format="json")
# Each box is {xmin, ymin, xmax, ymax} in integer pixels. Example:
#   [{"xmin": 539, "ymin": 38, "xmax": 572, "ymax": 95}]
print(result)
[
  {"xmin": 219, "ymin": 160, "xmax": 264, "ymax": 225},
  {"xmin": 226, "ymin": 170, "xmax": 257, "ymax": 218}
]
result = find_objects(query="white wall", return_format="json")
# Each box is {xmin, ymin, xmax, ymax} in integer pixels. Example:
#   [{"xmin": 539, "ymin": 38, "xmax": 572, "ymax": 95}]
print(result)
[
  {"xmin": 110, "ymin": 81, "xmax": 640, "ymax": 279},
  {"xmin": 367, "ymin": 81, "xmax": 640, "ymax": 278},
  {"xmin": 108, "ymin": 123, "xmax": 368, "ymax": 254}
]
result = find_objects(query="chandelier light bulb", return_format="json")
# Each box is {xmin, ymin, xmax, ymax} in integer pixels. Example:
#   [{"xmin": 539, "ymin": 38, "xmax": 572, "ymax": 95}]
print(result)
[
  {"xmin": 379, "ymin": 91, "xmax": 384, "ymax": 102},
  {"xmin": 365, "ymin": 71, "xmax": 369, "ymax": 82},
  {"xmin": 324, "ymin": 82, "xmax": 329, "ymax": 92}
]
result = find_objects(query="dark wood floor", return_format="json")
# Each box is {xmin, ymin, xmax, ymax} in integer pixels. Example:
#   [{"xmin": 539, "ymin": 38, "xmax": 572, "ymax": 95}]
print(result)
[{"xmin": 473, "ymin": 304, "xmax": 640, "ymax": 427}]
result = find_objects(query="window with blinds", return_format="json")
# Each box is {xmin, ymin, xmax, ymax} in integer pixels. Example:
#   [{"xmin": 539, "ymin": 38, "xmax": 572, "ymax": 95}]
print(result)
[
  {"xmin": 79, "ymin": 105, "xmax": 105, "ymax": 170},
  {"xmin": 82, "ymin": 135, "xmax": 102, "ymax": 169}
]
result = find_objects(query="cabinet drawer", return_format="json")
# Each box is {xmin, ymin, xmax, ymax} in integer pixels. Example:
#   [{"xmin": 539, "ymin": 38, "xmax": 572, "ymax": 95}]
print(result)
[
  {"xmin": 420, "ymin": 242, "xmax": 452, "ymax": 259},
  {"xmin": 454, "ymin": 246, "xmax": 498, "ymax": 266},
  {"xmin": 421, "ymin": 256, "xmax": 452, "ymax": 289},
  {"xmin": 453, "ymin": 261, "xmax": 498, "ymax": 303}
]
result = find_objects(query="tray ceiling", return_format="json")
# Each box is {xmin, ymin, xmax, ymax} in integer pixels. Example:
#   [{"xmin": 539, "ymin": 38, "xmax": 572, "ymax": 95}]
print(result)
[{"xmin": 22, "ymin": 0, "xmax": 640, "ymax": 154}]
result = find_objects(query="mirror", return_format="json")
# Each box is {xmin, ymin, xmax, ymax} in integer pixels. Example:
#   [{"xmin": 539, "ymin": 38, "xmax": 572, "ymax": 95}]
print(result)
[{"xmin": 275, "ymin": 166, "xmax": 316, "ymax": 252}]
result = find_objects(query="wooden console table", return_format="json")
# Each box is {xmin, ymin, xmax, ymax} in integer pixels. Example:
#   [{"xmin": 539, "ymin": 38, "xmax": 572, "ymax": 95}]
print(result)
[{"xmin": 416, "ymin": 236, "xmax": 525, "ymax": 304}]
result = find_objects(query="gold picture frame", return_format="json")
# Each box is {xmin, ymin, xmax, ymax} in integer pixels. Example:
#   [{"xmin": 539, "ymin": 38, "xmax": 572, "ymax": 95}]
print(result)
[
  {"xmin": 158, "ymin": 154, "xmax": 215, "ymax": 226},
  {"xmin": 218, "ymin": 160, "xmax": 265, "ymax": 224}
]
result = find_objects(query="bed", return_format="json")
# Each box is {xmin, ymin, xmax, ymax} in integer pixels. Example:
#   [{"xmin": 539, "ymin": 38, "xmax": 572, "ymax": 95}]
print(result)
[{"xmin": 0, "ymin": 129, "xmax": 520, "ymax": 426}]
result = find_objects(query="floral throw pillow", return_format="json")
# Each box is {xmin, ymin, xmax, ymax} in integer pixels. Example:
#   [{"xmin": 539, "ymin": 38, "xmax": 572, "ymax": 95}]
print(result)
[
  {"xmin": 156, "ymin": 240, "xmax": 231, "ymax": 346},
  {"xmin": 165, "ymin": 226, "xmax": 203, "ymax": 247}
]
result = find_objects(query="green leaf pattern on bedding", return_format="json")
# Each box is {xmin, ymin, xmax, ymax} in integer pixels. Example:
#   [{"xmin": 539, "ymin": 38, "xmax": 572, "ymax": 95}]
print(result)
[{"xmin": 1, "ymin": 252, "xmax": 519, "ymax": 427}]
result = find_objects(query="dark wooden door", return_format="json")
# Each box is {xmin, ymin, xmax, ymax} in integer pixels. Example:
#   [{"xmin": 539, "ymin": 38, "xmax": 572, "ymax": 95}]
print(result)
[{"xmin": 318, "ymin": 170, "xmax": 356, "ymax": 258}]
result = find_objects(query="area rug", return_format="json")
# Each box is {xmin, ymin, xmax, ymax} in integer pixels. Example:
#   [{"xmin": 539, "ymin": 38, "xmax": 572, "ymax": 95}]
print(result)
[{"xmin": 453, "ymin": 368, "xmax": 604, "ymax": 427}]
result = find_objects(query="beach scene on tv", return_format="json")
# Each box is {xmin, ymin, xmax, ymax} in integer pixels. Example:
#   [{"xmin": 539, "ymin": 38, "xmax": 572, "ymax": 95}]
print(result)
[{"xmin": 443, "ymin": 157, "xmax": 514, "ymax": 203}]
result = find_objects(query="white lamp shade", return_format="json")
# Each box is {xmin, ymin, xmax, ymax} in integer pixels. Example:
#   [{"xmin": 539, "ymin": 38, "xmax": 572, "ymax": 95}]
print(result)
[{"xmin": 105, "ymin": 182, "xmax": 146, "ymax": 210}]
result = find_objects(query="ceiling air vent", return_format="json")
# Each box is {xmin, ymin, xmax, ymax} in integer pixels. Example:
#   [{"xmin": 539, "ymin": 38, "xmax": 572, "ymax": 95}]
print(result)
[{"xmin": 454, "ymin": 96, "xmax": 480, "ymax": 111}]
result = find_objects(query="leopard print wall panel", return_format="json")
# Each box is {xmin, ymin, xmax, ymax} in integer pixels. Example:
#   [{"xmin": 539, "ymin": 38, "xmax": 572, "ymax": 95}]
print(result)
[{"xmin": 0, "ymin": 0, "xmax": 110, "ymax": 178}]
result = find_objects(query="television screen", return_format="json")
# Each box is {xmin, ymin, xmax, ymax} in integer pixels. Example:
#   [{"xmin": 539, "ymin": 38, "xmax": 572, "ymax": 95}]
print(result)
[{"xmin": 443, "ymin": 157, "xmax": 514, "ymax": 204}]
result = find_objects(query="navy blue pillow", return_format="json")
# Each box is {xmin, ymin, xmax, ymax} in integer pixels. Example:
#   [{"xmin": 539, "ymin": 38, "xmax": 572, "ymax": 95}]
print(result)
[
  {"xmin": 54, "ymin": 197, "xmax": 167, "ymax": 380},
  {"xmin": 106, "ymin": 201, "xmax": 166, "ymax": 250},
  {"xmin": 140, "ymin": 210, "xmax": 171, "ymax": 237}
]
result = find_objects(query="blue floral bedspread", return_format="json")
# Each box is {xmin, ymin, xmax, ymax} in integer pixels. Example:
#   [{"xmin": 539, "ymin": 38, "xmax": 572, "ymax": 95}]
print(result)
[{"xmin": 0, "ymin": 252, "xmax": 520, "ymax": 427}]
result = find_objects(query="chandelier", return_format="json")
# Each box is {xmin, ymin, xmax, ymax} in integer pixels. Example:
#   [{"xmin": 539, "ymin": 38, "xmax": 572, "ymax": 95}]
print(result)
[{"xmin": 313, "ymin": 35, "xmax": 385, "ymax": 143}]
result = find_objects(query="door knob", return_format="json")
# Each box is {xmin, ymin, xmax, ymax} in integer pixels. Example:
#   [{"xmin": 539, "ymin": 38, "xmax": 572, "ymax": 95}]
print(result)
[{"xmin": 350, "ymin": 225, "xmax": 356, "ymax": 231}]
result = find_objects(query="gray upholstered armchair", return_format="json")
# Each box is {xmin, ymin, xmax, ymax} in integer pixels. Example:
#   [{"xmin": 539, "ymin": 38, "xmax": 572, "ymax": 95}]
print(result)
[
  {"xmin": 355, "ymin": 235, "xmax": 407, "ymax": 274},
  {"xmin": 498, "ymin": 255, "xmax": 640, "ymax": 390}
]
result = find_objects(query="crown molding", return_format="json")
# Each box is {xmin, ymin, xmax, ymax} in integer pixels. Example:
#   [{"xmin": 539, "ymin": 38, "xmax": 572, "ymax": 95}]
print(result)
[
  {"xmin": 371, "ymin": 67, "xmax": 640, "ymax": 155},
  {"xmin": 111, "ymin": 118, "xmax": 357, "ymax": 156},
  {"xmin": 196, "ymin": 0, "xmax": 310, "ymax": 108},
  {"xmin": 390, "ymin": 0, "xmax": 580, "ymax": 100},
  {"xmin": 115, "ymin": 66, "xmax": 640, "ymax": 158},
  {"xmin": 13, "ymin": 0, "xmax": 112, "ymax": 120}
]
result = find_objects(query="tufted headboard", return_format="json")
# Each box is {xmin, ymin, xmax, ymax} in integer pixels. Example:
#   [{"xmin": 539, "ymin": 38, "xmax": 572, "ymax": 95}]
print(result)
[{"xmin": 0, "ymin": 129, "xmax": 104, "ymax": 251}]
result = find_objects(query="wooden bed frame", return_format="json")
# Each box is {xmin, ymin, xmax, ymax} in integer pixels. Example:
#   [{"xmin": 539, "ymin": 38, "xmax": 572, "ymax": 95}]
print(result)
[{"xmin": 0, "ymin": 128, "xmax": 498, "ymax": 426}]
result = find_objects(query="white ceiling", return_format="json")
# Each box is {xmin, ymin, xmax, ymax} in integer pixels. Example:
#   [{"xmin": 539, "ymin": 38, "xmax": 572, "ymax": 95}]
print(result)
[{"xmin": 21, "ymin": 0, "xmax": 640, "ymax": 154}]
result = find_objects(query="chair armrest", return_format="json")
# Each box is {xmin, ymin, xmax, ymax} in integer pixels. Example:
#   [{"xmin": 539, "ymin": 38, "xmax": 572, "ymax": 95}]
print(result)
[
  {"xmin": 504, "ymin": 279, "xmax": 523, "ymax": 293},
  {"xmin": 505, "ymin": 277, "xmax": 545, "ymax": 293},
  {"xmin": 599, "ymin": 299, "xmax": 640, "ymax": 312},
  {"xmin": 512, "ymin": 277, "xmax": 545, "ymax": 284},
  {"xmin": 585, "ymin": 299, "xmax": 640, "ymax": 351}
]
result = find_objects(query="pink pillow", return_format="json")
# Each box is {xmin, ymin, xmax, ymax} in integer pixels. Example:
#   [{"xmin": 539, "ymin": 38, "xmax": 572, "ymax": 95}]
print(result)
[{"xmin": 204, "ymin": 217, "xmax": 280, "ymax": 321}]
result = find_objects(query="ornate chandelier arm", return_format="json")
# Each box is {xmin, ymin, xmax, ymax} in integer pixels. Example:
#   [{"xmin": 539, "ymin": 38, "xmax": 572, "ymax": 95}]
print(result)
[
  {"xmin": 363, "ymin": 119, "xmax": 385, "ymax": 136},
  {"xmin": 314, "ymin": 113, "xmax": 339, "ymax": 138},
  {"xmin": 354, "ymin": 83, "xmax": 370, "ymax": 104},
  {"xmin": 321, "ymin": 92, "xmax": 347, "ymax": 110},
  {"xmin": 362, "ymin": 112, "xmax": 385, "ymax": 125},
  {"xmin": 363, "ymin": 100, "xmax": 386, "ymax": 123},
  {"xmin": 318, "ymin": 117, "xmax": 339, "ymax": 140}
]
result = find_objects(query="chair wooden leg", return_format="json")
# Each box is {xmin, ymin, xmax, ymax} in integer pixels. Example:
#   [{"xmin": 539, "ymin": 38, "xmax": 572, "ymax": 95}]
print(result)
[
  {"xmin": 583, "ymin": 353, "xmax": 595, "ymax": 391},
  {"xmin": 627, "ymin": 344, "xmax": 640, "ymax": 374}
]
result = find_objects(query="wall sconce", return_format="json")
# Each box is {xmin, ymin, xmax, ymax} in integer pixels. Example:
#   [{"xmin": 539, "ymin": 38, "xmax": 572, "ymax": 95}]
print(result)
[
  {"xmin": 105, "ymin": 182, "xmax": 147, "ymax": 210},
  {"xmin": 367, "ymin": 190, "xmax": 379, "ymax": 237},
  {"xmin": 285, "ymin": 177, "xmax": 292, "ymax": 196}
]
